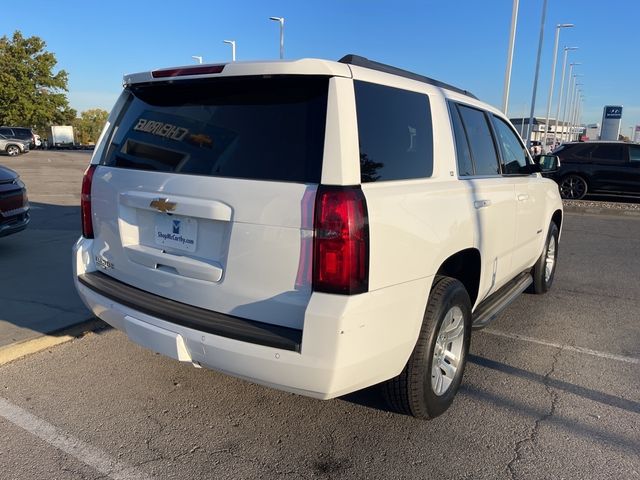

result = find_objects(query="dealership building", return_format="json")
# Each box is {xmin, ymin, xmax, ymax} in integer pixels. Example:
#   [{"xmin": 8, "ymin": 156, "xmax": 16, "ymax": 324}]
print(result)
[{"xmin": 509, "ymin": 117, "xmax": 579, "ymax": 146}]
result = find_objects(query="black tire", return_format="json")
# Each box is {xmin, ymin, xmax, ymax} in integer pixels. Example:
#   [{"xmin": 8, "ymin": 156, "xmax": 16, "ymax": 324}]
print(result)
[
  {"xmin": 529, "ymin": 222, "xmax": 559, "ymax": 294},
  {"xmin": 382, "ymin": 276, "xmax": 472, "ymax": 419},
  {"xmin": 6, "ymin": 144, "xmax": 20, "ymax": 156},
  {"xmin": 559, "ymin": 174, "xmax": 588, "ymax": 199}
]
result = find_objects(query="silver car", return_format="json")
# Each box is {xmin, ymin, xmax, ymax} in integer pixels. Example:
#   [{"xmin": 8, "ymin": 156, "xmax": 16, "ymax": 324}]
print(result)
[{"xmin": 0, "ymin": 134, "xmax": 29, "ymax": 156}]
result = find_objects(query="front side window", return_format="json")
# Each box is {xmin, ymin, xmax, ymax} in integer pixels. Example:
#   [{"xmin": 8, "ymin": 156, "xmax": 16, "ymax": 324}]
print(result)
[
  {"xmin": 354, "ymin": 81, "xmax": 433, "ymax": 182},
  {"xmin": 492, "ymin": 115, "xmax": 529, "ymax": 174},
  {"xmin": 629, "ymin": 145, "xmax": 640, "ymax": 162},
  {"xmin": 456, "ymin": 104, "xmax": 500, "ymax": 176}
]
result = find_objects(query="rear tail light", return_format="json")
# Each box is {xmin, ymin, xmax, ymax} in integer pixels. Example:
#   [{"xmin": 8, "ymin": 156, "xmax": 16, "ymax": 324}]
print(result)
[
  {"xmin": 81, "ymin": 165, "xmax": 97, "ymax": 238},
  {"xmin": 313, "ymin": 185, "xmax": 369, "ymax": 295}
]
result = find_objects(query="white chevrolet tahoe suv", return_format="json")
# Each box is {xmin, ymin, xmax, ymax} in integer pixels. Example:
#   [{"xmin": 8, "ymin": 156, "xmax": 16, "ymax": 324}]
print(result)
[{"xmin": 73, "ymin": 55, "xmax": 563, "ymax": 419}]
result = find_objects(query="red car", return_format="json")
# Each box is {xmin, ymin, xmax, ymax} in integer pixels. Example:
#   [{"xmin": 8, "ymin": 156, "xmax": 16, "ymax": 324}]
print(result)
[{"xmin": 0, "ymin": 165, "xmax": 29, "ymax": 237}]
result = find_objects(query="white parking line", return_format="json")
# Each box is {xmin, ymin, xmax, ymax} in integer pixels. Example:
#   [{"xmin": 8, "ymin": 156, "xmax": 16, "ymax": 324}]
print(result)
[
  {"xmin": 482, "ymin": 329, "xmax": 640, "ymax": 365},
  {"xmin": 0, "ymin": 398, "xmax": 153, "ymax": 480}
]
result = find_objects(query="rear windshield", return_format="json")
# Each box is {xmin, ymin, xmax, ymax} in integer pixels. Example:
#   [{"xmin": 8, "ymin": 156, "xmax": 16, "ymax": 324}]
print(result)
[{"xmin": 101, "ymin": 76, "xmax": 329, "ymax": 183}]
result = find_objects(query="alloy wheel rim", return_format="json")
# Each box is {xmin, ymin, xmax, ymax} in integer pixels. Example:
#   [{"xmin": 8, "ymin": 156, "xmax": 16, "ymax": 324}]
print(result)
[
  {"xmin": 560, "ymin": 176, "xmax": 586, "ymax": 199},
  {"xmin": 545, "ymin": 235, "xmax": 556, "ymax": 282},
  {"xmin": 431, "ymin": 306, "xmax": 465, "ymax": 396},
  {"xmin": 8, "ymin": 146, "xmax": 18, "ymax": 156}
]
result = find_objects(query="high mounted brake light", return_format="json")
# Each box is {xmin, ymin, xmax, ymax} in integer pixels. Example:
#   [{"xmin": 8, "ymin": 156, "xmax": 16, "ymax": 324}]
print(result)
[
  {"xmin": 313, "ymin": 185, "xmax": 369, "ymax": 295},
  {"xmin": 151, "ymin": 64, "xmax": 226, "ymax": 78}
]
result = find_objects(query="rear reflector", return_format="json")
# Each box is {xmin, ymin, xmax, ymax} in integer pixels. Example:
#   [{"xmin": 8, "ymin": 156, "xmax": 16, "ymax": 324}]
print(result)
[
  {"xmin": 151, "ymin": 64, "xmax": 225, "ymax": 78},
  {"xmin": 81, "ymin": 165, "xmax": 97, "ymax": 238},
  {"xmin": 313, "ymin": 185, "xmax": 369, "ymax": 295}
]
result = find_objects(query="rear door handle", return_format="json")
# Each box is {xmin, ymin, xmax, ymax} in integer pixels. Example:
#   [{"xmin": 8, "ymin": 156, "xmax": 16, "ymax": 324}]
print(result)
[
  {"xmin": 474, "ymin": 200, "xmax": 492, "ymax": 209},
  {"xmin": 517, "ymin": 194, "xmax": 530, "ymax": 201}
]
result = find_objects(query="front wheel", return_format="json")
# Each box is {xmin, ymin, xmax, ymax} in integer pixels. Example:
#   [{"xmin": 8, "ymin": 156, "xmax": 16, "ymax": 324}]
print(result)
[
  {"xmin": 383, "ymin": 276, "xmax": 471, "ymax": 419},
  {"xmin": 6, "ymin": 145, "xmax": 20, "ymax": 156}
]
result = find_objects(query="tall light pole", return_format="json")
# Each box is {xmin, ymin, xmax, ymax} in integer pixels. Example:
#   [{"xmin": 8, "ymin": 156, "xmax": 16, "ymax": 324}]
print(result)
[
  {"xmin": 191, "ymin": 56, "xmax": 203, "ymax": 64},
  {"xmin": 552, "ymin": 47, "xmax": 578, "ymax": 147},
  {"xmin": 564, "ymin": 75, "xmax": 578, "ymax": 142},
  {"xmin": 574, "ymin": 94, "xmax": 584, "ymax": 141},
  {"xmin": 223, "ymin": 40, "xmax": 236, "ymax": 61},
  {"xmin": 543, "ymin": 24, "xmax": 574, "ymax": 149},
  {"xmin": 525, "ymin": 0, "xmax": 549, "ymax": 148},
  {"xmin": 577, "ymin": 95, "xmax": 585, "ymax": 139},
  {"xmin": 561, "ymin": 64, "xmax": 581, "ymax": 142},
  {"xmin": 568, "ymin": 79, "xmax": 584, "ymax": 141},
  {"xmin": 502, "ymin": 0, "xmax": 520, "ymax": 114},
  {"xmin": 568, "ymin": 89, "xmax": 578, "ymax": 141},
  {"xmin": 269, "ymin": 16, "xmax": 285, "ymax": 59},
  {"xmin": 570, "ymin": 86, "xmax": 583, "ymax": 140}
]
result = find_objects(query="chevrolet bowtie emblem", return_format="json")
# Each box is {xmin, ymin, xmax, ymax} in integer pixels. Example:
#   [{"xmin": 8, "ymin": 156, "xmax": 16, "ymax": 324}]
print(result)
[{"xmin": 150, "ymin": 198, "xmax": 177, "ymax": 213}]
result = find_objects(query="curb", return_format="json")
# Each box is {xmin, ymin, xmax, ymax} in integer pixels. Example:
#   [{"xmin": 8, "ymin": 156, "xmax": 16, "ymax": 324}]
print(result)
[
  {"xmin": 0, "ymin": 318, "xmax": 108, "ymax": 366},
  {"xmin": 563, "ymin": 205, "xmax": 640, "ymax": 217}
]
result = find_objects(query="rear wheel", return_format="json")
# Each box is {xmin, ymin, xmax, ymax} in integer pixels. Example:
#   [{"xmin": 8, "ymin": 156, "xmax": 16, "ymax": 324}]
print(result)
[
  {"xmin": 529, "ymin": 222, "xmax": 559, "ymax": 294},
  {"xmin": 6, "ymin": 145, "xmax": 20, "ymax": 156},
  {"xmin": 383, "ymin": 276, "xmax": 471, "ymax": 419},
  {"xmin": 559, "ymin": 174, "xmax": 587, "ymax": 199}
]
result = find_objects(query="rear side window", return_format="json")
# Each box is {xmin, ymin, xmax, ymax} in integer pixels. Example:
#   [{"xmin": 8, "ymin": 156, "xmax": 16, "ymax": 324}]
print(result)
[
  {"xmin": 101, "ymin": 76, "xmax": 329, "ymax": 184},
  {"xmin": 13, "ymin": 128, "xmax": 31, "ymax": 137},
  {"xmin": 630, "ymin": 145, "xmax": 640, "ymax": 162},
  {"xmin": 450, "ymin": 104, "xmax": 474, "ymax": 176},
  {"xmin": 559, "ymin": 143, "xmax": 592, "ymax": 160},
  {"xmin": 591, "ymin": 144, "xmax": 624, "ymax": 163},
  {"xmin": 456, "ymin": 104, "xmax": 500, "ymax": 176},
  {"xmin": 354, "ymin": 81, "xmax": 433, "ymax": 182}
]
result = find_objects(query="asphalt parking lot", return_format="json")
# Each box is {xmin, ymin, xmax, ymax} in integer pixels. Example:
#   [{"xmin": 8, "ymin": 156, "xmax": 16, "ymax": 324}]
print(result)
[
  {"xmin": 0, "ymin": 150, "xmax": 92, "ymax": 348},
  {"xmin": 0, "ymin": 151, "xmax": 638, "ymax": 479}
]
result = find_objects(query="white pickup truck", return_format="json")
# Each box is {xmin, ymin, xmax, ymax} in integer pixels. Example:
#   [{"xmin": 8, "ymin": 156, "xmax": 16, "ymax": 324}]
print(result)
[{"xmin": 73, "ymin": 55, "xmax": 563, "ymax": 418}]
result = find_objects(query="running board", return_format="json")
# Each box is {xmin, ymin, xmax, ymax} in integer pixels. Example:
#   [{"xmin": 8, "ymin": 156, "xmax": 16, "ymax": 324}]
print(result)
[{"xmin": 472, "ymin": 272, "xmax": 533, "ymax": 330}]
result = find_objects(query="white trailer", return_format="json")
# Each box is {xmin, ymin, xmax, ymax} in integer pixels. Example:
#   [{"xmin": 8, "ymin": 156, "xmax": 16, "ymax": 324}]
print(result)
[{"xmin": 48, "ymin": 125, "xmax": 75, "ymax": 148}]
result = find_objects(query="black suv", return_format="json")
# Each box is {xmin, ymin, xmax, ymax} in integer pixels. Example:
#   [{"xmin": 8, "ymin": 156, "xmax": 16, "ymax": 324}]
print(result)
[
  {"xmin": 547, "ymin": 141, "xmax": 640, "ymax": 199},
  {"xmin": 0, "ymin": 127, "xmax": 36, "ymax": 148}
]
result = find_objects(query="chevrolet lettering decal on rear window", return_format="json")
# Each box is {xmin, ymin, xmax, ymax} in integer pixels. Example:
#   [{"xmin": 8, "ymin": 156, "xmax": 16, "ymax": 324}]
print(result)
[{"xmin": 133, "ymin": 118, "xmax": 189, "ymax": 141}]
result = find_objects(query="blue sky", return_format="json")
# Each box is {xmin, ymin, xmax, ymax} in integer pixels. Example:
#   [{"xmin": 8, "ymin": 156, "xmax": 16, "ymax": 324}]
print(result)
[{"xmin": 4, "ymin": 0, "xmax": 639, "ymax": 134}]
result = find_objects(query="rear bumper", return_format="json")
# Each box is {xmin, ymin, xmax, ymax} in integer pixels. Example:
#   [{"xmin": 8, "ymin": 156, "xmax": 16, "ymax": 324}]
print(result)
[
  {"xmin": 73, "ymin": 237, "xmax": 430, "ymax": 399},
  {"xmin": 78, "ymin": 271, "xmax": 303, "ymax": 352}
]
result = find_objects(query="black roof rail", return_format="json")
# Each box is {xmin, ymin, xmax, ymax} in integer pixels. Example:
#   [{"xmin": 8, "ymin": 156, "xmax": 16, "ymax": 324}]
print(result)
[{"xmin": 338, "ymin": 54, "xmax": 477, "ymax": 99}]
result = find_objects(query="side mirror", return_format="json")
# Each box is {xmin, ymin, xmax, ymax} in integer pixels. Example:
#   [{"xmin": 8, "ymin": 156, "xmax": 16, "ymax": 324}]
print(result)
[{"xmin": 535, "ymin": 154, "xmax": 560, "ymax": 172}]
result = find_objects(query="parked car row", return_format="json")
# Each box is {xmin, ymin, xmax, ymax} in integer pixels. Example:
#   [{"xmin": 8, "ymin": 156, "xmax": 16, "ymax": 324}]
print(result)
[{"xmin": 0, "ymin": 126, "xmax": 39, "ymax": 149}]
